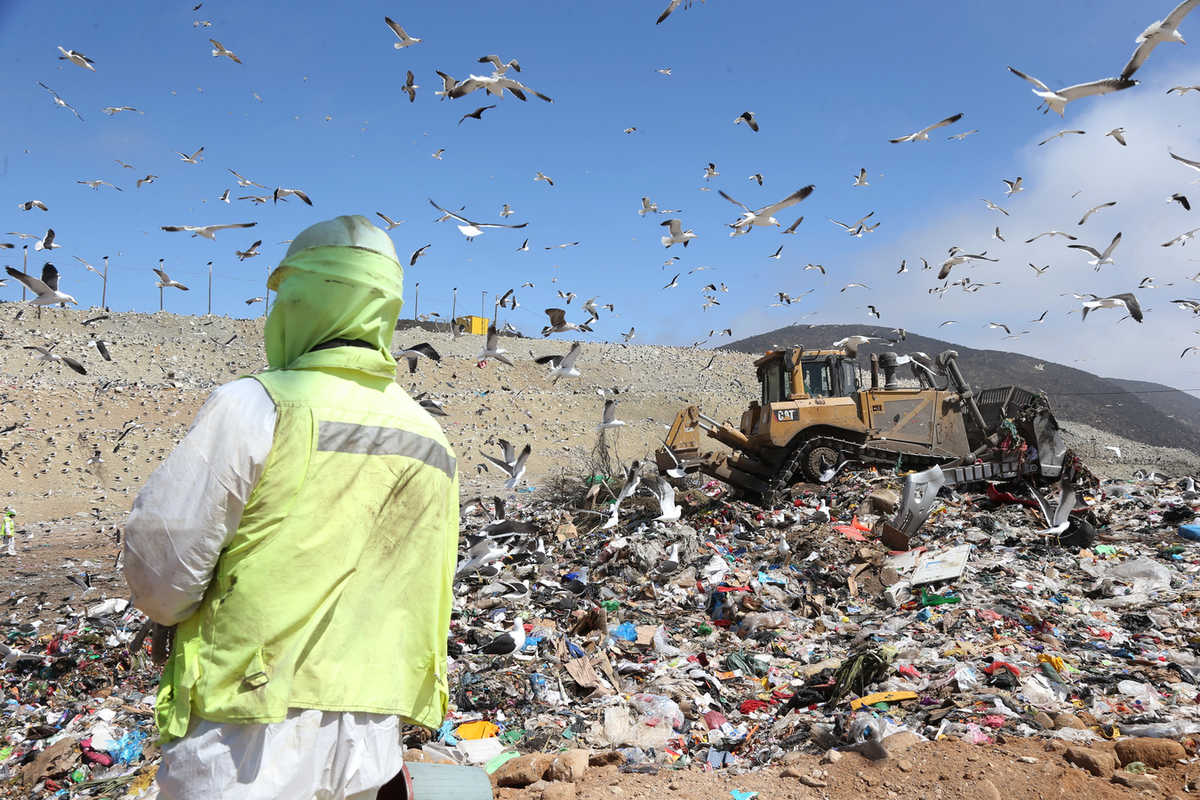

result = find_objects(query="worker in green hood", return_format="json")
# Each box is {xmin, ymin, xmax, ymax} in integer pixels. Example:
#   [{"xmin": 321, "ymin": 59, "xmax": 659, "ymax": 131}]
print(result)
[{"xmin": 125, "ymin": 215, "xmax": 460, "ymax": 800}]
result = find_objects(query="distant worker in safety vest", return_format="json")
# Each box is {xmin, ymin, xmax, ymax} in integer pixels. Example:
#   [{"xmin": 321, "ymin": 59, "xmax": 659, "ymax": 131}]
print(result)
[
  {"xmin": 124, "ymin": 215, "xmax": 460, "ymax": 800},
  {"xmin": 2, "ymin": 508, "xmax": 15, "ymax": 556}
]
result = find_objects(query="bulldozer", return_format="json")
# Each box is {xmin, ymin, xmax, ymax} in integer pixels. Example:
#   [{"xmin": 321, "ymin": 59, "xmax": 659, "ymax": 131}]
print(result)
[{"xmin": 656, "ymin": 346, "xmax": 1067, "ymax": 505}]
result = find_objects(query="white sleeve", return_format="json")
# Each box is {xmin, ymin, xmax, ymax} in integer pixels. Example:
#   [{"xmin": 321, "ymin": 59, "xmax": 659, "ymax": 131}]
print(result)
[{"xmin": 123, "ymin": 378, "xmax": 276, "ymax": 625}]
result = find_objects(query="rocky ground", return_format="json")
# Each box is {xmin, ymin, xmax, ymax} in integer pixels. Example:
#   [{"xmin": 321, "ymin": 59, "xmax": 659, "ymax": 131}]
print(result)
[{"xmin": 1, "ymin": 308, "xmax": 1199, "ymax": 798}]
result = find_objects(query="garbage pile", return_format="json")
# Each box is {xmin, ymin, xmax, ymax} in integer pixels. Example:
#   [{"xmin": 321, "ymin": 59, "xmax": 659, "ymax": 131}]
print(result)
[
  {"xmin": 1, "ymin": 466, "xmax": 1199, "ymax": 796},
  {"xmin": 439, "ymin": 466, "xmax": 1200, "ymax": 784},
  {"xmin": 0, "ymin": 598, "xmax": 161, "ymax": 797}
]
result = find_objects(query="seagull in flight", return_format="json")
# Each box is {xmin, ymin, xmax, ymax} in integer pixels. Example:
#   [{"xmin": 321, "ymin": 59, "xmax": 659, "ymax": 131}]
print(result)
[
  {"xmin": 273, "ymin": 187, "xmax": 313, "ymax": 205},
  {"xmin": 1070, "ymin": 232, "xmax": 1123, "ymax": 268},
  {"xmin": 395, "ymin": 342, "xmax": 440, "ymax": 374},
  {"xmin": 534, "ymin": 171, "xmax": 554, "ymax": 186},
  {"xmin": 597, "ymin": 399, "xmax": 626, "ymax": 430},
  {"xmin": 77, "ymin": 179, "xmax": 121, "ymax": 191},
  {"xmin": 1106, "ymin": 127, "xmax": 1128, "ymax": 146},
  {"xmin": 656, "ymin": 0, "xmax": 703, "ymax": 24},
  {"xmin": 376, "ymin": 212, "xmax": 404, "ymax": 230},
  {"xmin": 781, "ymin": 216, "xmax": 804, "ymax": 234},
  {"xmin": 1002, "ymin": 177, "xmax": 1024, "ymax": 195},
  {"xmin": 57, "ymin": 47, "xmax": 95, "ymax": 71},
  {"xmin": 481, "ymin": 441, "xmax": 531, "ymax": 490},
  {"xmin": 1081, "ymin": 292, "xmax": 1143, "ymax": 322},
  {"xmin": 1025, "ymin": 230, "xmax": 1077, "ymax": 243},
  {"xmin": 458, "ymin": 104, "xmax": 496, "ymax": 124},
  {"xmin": 228, "ymin": 168, "xmax": 267, "ymax": 188},
  {"xmin": 1077, "ymin": 201, "xmax": 1117, "ymax": 225},
  {"xmin": 735, "ymin": 111, "xmax": 759, "ymax": 131},
  {"xmin": 448, "ymin": 73, "xmax": 552, "ymax": 103},
  {"xmin": 948, "ymin": 129, "xmax": 979, "ymax": 141},
  {"xmin": 1007, "ymin": 67, "xmax": 1136, "ymax": 115},
  {"xmin": 1038, "ymin": 129, "xmax": 1086, "ymax": 146},
  {"xmin": 477, "ymin": 326, "xmax": 514, "ymax": 366},
  {"xmin": 1162, "ymin": 227, "xmax": 1200, "ymax": 247},
  {"xmin": 889, "ymin": 112, "xmax": 963, "ymax": 142},
  {"xmin": 235, "ymin": 239, "xmax": 262, "ymax": 260},
  {"xmin": 720, "ymin": 185, "xmax": 814, "ymax": 233},
  {"xmin": 1120, "ymin": 0, "xmax": 1200, "ymax": 79},
  {"xmin": 37, "ymin": 82, "xmax": 83, "ymax": 120},
  {"xmin": 853, "ymin": 168, "xmax": 868, "ymax": 186},
  {"xmin": 23, "ymin": 345, "xmax": 86, "ymax": 375},
  {"xmin": 17, "ymin": 200, "xmax": 48, "ymax": 212},
  {"xmin": 428, "ymin": 199, "xmax": 527, "ymax": 240},
  {"xmin": 5, "ymin": 267, "xmax": 77, "ymax": 306},
  {"xmin": 1169, "ymin": 193, "xmax": 1191, "ymax": 210},
  {"xmin": 161, "ymin": 222, "xmax": 257, "ymax": 240},
  {"xmin": 154, "ymin": 263, "xmax": 189, "ymax": 291},
  {"xmin": 534, "ymin": 341, "xmax": 583, "ymax": 383},
  {"xmin": 384, "ymin": 17, "xmax": 421, "ymax": 48},
  {"xmin": 209, "ymin": 39, "xmax": 242, "ymax": 63},
  {"xmin": 1029, "ymin": 263, "xmax": 1050, "ymax": 275},
  {"xmin": 34, "ymin": 228, "xmax": 60, "ymax": 251},
  {"xmin": 938, "ymin": 249, "xmax": 998, "ymax": 279},
  {"xmin": 402, "ymin": 70, "xmax": 418, "ymax": 102},
  {"xmin": 981, "ymin": 198, "xmax": 1009, "ymax": 216},
  {"xmin": 1168, "ymin": 84, "xmax": 1200, "ymax": 93},
  {"xmin": 176, "ymin": 146, "xmax": 205, "ymax": 164},
  {"xmin": 660, "ymin": 220, "xmax": 696, "ymax": 248}
]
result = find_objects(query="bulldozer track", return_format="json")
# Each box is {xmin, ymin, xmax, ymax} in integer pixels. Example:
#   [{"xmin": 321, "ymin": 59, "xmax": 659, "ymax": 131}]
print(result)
[{"xmin": 761, "ymin": 435, "xmax": 953, "ymax": 506}]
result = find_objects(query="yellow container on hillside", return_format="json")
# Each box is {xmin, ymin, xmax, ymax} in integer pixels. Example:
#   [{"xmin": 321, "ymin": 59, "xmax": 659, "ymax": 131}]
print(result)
[{"xmin": 456, "ymin": 315, "xmax": 489, "ymax": 335}]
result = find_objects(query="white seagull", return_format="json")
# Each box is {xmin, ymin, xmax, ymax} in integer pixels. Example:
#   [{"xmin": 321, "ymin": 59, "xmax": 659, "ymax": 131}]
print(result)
[
  {"xmin": 534, "ymin": 342, "xmax": 583, "ymax": 383},
  {"xmin": 5, "ymin": 267, "xmax": 77, "ymax": 306},
  {"xmin": 57, "ymin": 47, "xmax": 95, "ymax": 71},
  {"xmin": 154, "ymin": 264, "xmax": 189, "ymax": 291},
  {"xmin": 1120, "ymin": 0, "xmax": 1200, "ymax": 79},
  {"xmin": 889, "ymin": 112, "xmax": 963, "ymax": 142},
  {"xmin": 477, "ymin": 618, "xmax": 525, "ymax": 657},
  {"xmin": 209, "ymin": 38, "xmax": 242, "ymax": 63},
  {"xmin": 384, "ymin": 17, "xmax": 421, "ymax": 49},
  {"xmin": 34, "ymin": 228, "xmax": 60, "ymax": 251},
  {"xmin": 481, "ymin": 441, "xmax": 531, "ymax": 489},
  {"xmin": 477, "ymin": 326, "xmax": 514, "ymax": 366},
  {"xmin": 176, "ymin": 146, "xmax": 205, "ymax": 164},
  {"xmin": 719, "ymin": 185, "xmax": 814, "ymax": 233},
  {"xmin": 649, "ymin": 478, "xmax": 682, "ymax": 522},
  {"xmin": 660, "ymin": 219, "xmax": 697, "ymax": 248},
  {"xmin": 1081, "ymin": 292, "xmax": 1143, "ymax": 322},
  {"xmin": 1007, "ymin": 67, "xmax": 1136, "ymax": 116},
  {"xmin": 375, "ymin": 212, "xmax": 404, "ymax": 230},
  {"xmin": 23, "ymin": 345, "xmax": 86, "ymax": 375},
  {"xmin": 597, "ymin": 399, "xmax": 626, "ymax": 430},
  {"xmin": 161, "ymin": 222, "xmax": 257, "ymax": 240},
  {"xmin": 1068, "ymin": 232, "xmax": 1122, "ymax": 268},
  {"xmin": 428, "ymin": 199, "xmax": 527, "ymax": 240}
]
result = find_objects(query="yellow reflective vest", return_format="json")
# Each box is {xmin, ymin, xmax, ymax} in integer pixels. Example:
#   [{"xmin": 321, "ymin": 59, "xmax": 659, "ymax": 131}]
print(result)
[{"xmin": 155, "ymin": 367, "xmax": 459, "ymax": 741}]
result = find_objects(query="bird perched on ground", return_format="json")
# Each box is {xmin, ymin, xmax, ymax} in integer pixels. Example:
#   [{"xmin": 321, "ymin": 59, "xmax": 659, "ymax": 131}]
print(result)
[
  {"xmin": 23, "ymin": 345, "xmax": 86, "ymax": 375},
  {"xmin": 889, "ymin": 113, "xmax": 963, "ymax": 142},
  {"xmin": 1081, "ymin": 292, "xmax": 1143, "ymax": 322},
  {"xmin": 396, "ymin": 342, "xmax": 440, "ymax": 374},
  {"xmin": 5, "ymin": 266, "xmax": 76, "ymax": 306},
  {"xmin": 735, "ymin": 111, "xmax": 759, "ymax": 131},
  {"xmin": 535, "ymin": 342, "xmax": 583, "ymax": 383},
  {"xmin": 476, "ymin": 618, "xmax": 525, "ymax": 657}
]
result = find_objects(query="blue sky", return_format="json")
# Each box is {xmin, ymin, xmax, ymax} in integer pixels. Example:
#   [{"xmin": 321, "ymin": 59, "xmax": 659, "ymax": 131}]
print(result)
[{"xmin": 4, "ymin": 1, "xmax": 1200, "ymax": 389}]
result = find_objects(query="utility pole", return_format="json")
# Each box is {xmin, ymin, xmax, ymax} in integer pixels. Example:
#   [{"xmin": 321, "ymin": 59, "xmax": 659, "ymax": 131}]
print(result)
[
  {"xmin": 481, "ymin": 290, "xmax": 486, "ymax": 320},
  {"xmin": 206, "ymin": 261, "xmax": 213, "ymax": 316},
  {"xmin": 264, "ymin": 263, "xmax": 271, "ymax": 318},
  {"xmin": 101, "ymin": 256, "xmax": 108, "ymax": 309},
  {"xmin": 413, "ymin": 282, "xmax": 419, "ymax": 321},
  {"xmin": 451, "ymin": 287, "xmax": 457, "ymax": 335}
]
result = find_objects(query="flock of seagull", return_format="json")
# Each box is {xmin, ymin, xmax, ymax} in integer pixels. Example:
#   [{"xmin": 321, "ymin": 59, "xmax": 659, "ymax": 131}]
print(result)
[{"xmin": 9, "ymin": 1, "xmax": 1200, "ymax": 436}]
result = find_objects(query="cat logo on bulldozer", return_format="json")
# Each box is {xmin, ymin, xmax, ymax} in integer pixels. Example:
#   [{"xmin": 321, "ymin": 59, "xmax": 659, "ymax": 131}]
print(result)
[{"xmin": 774, "ymin": 408, "xmax": 796, "ymax": 422}]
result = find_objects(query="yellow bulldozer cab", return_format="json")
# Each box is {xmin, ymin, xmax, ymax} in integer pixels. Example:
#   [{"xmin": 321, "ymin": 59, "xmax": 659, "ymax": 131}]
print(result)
[{"xmin": 755, "ymin": 349, "xmax": 860, "ymax": 403}]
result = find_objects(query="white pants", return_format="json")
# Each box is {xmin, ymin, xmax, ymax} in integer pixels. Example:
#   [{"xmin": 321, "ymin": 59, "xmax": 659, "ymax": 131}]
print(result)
[{"xmin": 155, "ymin": 710, "xmax": 406, "ymax": 800}]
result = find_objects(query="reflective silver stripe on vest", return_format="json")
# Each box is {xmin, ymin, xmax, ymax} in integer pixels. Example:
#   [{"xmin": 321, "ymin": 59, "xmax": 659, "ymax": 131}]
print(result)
[{"xmin": 316, "ymin": 421, "xmax": 456, "ymax": 478}]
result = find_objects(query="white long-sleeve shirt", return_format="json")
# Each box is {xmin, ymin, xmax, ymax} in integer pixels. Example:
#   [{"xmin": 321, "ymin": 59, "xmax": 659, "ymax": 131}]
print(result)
[
  {"xmin": 125, "ymin": 378, "xmax": 276, "ymax": 625},
  {"xmin": 124, "ymin": 378, "xmax": 406, "ymax": 800}
]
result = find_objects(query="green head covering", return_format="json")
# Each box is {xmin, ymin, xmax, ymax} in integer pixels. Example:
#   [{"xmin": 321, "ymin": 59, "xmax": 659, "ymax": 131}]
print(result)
[{"xmin": 264, "ymin": 215, "xmax": 404, "ymax": 381}]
